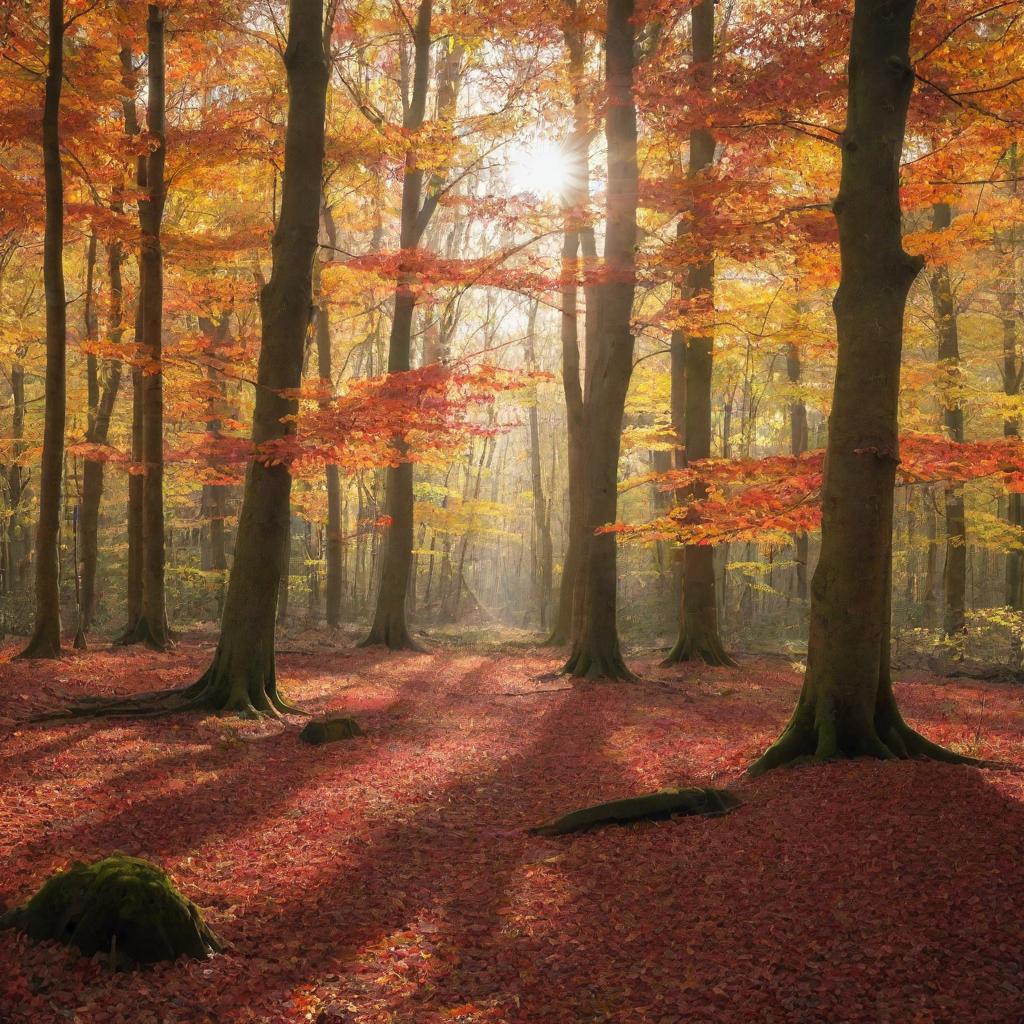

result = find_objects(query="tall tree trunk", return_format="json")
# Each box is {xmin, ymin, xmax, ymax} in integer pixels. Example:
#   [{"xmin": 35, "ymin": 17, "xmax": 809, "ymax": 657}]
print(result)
[
  {"xmin": 362, "ymin": 0, "xmax": 433, "ymax": 650},
  {"xmin": 79, "ymin": 235, "xmax": 125, "ymax": 641},
  {"xmin": 787, "ymin": 340, "xmax": 809, "ymax": 600},
  {"xmin": 548, "ymin": 4, "xmax": 588, "ymax": 645},
  {"xmin": 115, "ymin": 40, "xmax": 146, "ymax": 642},
  {"xmin": 524, "ymin": 301, "xmax": 553, "ymax": 629},
  {"xmin": 929, "ymin": 201, "xmax": 966, "ymax": 641},
  {"xmin": 19, "ymin": 0, "xmax": 67, "ymax": 659},
  {"xmin": 664, "ymin": 0, "xmax": 735, "ymax": 667},
  {"xmin": 562, "ymin": 0, "xmax": 638, "ymax": 680},
  {"xmin": 133, "ymin": 3, "xmax": 171, "ymax": 649},
  {"xmin": 188, "ymin": 0, "xmax": 330, "ymax": 714},
  {"xmin": 751, "ymin": 0, "xmax": 968, "ymax": 773},
  {"xmin": 1001, "ymin": 146, "xmax": 1022, "ymax": 612},
  {"xmin": 318, "ymin": 202, "xmax": 344, "ymax": 627}
]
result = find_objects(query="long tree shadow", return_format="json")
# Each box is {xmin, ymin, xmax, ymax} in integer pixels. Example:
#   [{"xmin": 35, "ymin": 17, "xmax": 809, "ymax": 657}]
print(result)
[
  {"xmin": 226, "ymin": 676, "xmax": 663, "ymax": 1020},
  {"xmin": 498, "ymin": 760, "xmax": 1024, "ymax": 1021}
]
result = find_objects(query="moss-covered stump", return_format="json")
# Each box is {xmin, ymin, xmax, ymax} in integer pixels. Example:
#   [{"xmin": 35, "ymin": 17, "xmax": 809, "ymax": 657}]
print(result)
[
  {"xmin": 531, "ymin": 786, "xmax": 740, "ymax": 836},
  {"xmin": 0, "ymin": 854, "xmax": 222, "ymax": 966},
  {"xmin": 299, "ymin": 715, "xmax": 363, "ymax": 745}
]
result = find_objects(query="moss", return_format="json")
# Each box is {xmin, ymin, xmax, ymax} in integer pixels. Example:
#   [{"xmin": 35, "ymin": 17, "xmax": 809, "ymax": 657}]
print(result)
[
  {"xmin": 0, "ymin": 854, "xmax": 222, "ymax": 967},
  {"xmin": 531, "ymin": 786, "xmax": 740, "ymax": 836},
  {"xmin": 299, "ymin": 715, "xmax": 362, "ymax": 745}
]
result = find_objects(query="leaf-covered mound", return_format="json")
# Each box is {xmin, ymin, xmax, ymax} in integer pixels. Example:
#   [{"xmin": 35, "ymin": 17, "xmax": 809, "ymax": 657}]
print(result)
[{"xmin": 0, "ymin": 853, "xmax": 222, "ymax": 966}]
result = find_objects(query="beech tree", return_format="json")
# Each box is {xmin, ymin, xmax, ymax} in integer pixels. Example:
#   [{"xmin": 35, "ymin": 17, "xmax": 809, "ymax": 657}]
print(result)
[
  {"xmin": 18, "ymin": 0, "xmax": 67, "ymax": 660},
  {"xmin": 663, "ymin": 0, "xmax": 734, "ymax": 668},
  {"xmin": 563, "ymin": 0, "xmax": 638, "ymax": 680},
  {"xmin": 751, "ymin": 0, "xmax": 972, "ymax": 772}
]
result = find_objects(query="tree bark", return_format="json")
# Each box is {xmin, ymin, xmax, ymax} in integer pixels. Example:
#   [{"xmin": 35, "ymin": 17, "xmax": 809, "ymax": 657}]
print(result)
[
  {"xmin": 362, "ymin": 0, "xmax": 433, "ymax": 650},
  {"xmin": 524, "ymin": 302, "xmax": 553, "ymax": 629},
  {"xmin": 562, "ymin": 0, "xmax": 638, "ymax": 680},
  {"xmin": 133, "ymin": 3, "xmax": 172, "ymax": 650},
  {"xmin": 751, "ymin": 0, "xmax": 968, "ymax": 773},
  {"xmin": 664, "ymin": 0, "xmax": 735, "ymax": 667},
  {"xmin": 187, "ymin": 0, "xmax": 329, "ymax": 714},
  {"xmin": 79, "ymin": 235, "xmax": 125, "ymax": 641},
  {"xmin": 929, "ymin": 201, "xmax": 967, "ymax": 640},
  {"xmin": 318, "ymin": 202, "xmax": 344, "ymax": 627},
  {"xmin": 19, "ymin": 0, "xmax": 67, "ymax": 659},
  {"xmin": 548, "ymin": 3, "xmax": 589, "ymax": 645},
  {"xmin": 787, "ymin": 340, "xmax": 809, "ymax": 601}
]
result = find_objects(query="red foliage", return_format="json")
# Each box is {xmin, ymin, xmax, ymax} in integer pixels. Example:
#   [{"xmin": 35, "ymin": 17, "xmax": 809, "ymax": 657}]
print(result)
[
  {"xmin": 1, "ymin": 642, "xmax": 1023, "ymax": 1022},
  {"xmin": 615, "ymin": 434, "xmax": 1024, "ymax": 545}
]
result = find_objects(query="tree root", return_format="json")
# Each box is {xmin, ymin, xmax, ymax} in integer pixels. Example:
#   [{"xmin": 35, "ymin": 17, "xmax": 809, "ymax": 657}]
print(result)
[
  {"xmin": 531, "ymin": 786, "xmax": 740, "ymax": 836},
  {"xmin": 562, "ymin": 645, "xmax": 639, "ymax": 682},
  {"xmin": 748, "ymin": 712, "xmax": 985, "ymax": 777},
  {"xmin": 662, "ymin": 629, "xmax": 737, "ymax": 668},
  {"xmin": 31, "ymin": 661, "xmax": 302, "ymax": 724},
  {"xmin": 112, "ymin": 616, "xmax": 173, "ymax": 652},
  {"xmin": 358, "ymin": 618, "xmax": 427, "ymax": 652}
]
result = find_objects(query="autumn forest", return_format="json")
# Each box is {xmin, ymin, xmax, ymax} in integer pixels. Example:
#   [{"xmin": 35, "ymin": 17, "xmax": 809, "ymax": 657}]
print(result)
[{"xmin": 2, "ymin": 0, "xmax": 1024, "ymax": 1020}]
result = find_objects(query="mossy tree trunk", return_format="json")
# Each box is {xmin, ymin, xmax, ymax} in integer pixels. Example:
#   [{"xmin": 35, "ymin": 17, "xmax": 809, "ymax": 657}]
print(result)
[
  {"xmin": 751, "ymin": 0, "xmax": 970, "ymax": 773},
  {"xmin": 664, "ymin": 0, "xmax": 734, "ymax": 668},
  {"xmin": 563, "ymin": 0, "xmax": 638, "ymax": 681},
  {"xmin": 19, "ymin": 0, "xmax": 67, "ymax": 660}
]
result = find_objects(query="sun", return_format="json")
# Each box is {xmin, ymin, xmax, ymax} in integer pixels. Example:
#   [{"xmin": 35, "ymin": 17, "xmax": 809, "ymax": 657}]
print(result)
[{"xmin": 508, "ymin": 138, "xmax": 578, "ymax": 200}]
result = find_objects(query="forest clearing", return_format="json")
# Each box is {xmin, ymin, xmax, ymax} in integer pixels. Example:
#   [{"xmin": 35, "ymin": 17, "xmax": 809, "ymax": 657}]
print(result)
[{"xmin": 4, "ymin": 0, "xmax": 1024, "ymax": 1019}]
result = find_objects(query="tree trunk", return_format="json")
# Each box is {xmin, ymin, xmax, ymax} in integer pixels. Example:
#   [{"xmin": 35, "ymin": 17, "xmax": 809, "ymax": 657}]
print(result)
[
  {"xmin": 751, "ymin": 0, "xmax": 967, "ymax": 773},
  {"xmin": 787, "ymin": 340, "xmax": 809, "ymax": 601},
  {"xmin": 362, "ymin": 0, "xmax": 433, "ymax": 650},
  {"xmin": 548, "ymin": 6, "xmax": 588, "ymax": 645},
  {"xmin": 664, "ymin": 0, "xmax": 734, "ymax": 668},
  {"xmin": 318, "ymin": 202, "xmax": 344, "ymax": 627},
  {"xmin": 525, "ymin": 302, "xmax": 553, "ymax": 629},
  {"xmin": 134, "ymin": 3, "xmax": 171, "ymax": 650},
  {"xmin": 929, "ymin": 201, "xmax": 966, "ymax": 641},
  {"xmin": 188, "ymin": 0, "xmax": 330, "ymax": 714},
  {"xmin": 1001, "ymin": 147, "xmax": 1022, "ymax": 612},
  {"xmin": 562, "ymin": 0, "xmax": 638, "ymax": 680},
  {"xmin": 19, "ymin": 0, "xmax": 67, "ymax": 660},
  {"xmin": 79, "ymin": 236, "xmax": 125, "ymax": 641}
]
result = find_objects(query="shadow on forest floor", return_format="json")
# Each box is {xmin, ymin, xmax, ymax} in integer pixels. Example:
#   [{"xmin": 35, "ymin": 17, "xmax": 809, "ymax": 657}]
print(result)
[{"xmin": 1, "ymin": 642, "xmax": 1023, "ymax": 1023}]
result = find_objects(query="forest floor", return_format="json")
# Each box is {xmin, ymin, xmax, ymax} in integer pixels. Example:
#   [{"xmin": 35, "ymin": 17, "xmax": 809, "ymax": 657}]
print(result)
[{"xmin": 1, "ymin": 635, "xmax": 1024, "ymax": 1024}]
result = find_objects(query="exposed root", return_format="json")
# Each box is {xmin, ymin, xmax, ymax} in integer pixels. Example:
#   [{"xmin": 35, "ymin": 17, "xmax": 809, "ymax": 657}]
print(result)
[
  {"xmin": 748, "ymin": 711, "xmax": 983, "ymax": 777},
  {"xmin": 112, "ymin": 616, "xmax": 174, "ymax": 652},
  {"xmin": 662, "ymin": 628, "xmax": 737, "ymax": 668},
  {"xmin": 15, "ymin": 626, "xmax": 62, "ymax": 661},
  {"xmin": 359, "ymin": 616, "xmax": 427, "ymax": 652},
  {"xmin": 31, "ymin": 660, "xmax": 302, "ymax": 724},
  {"xmin": 532, "ymin": 786, "xmax": 740, "ymax": 835},
  {"xmin": 562, "ymin": 645, "xmax": 639, "ymax": 683}
]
